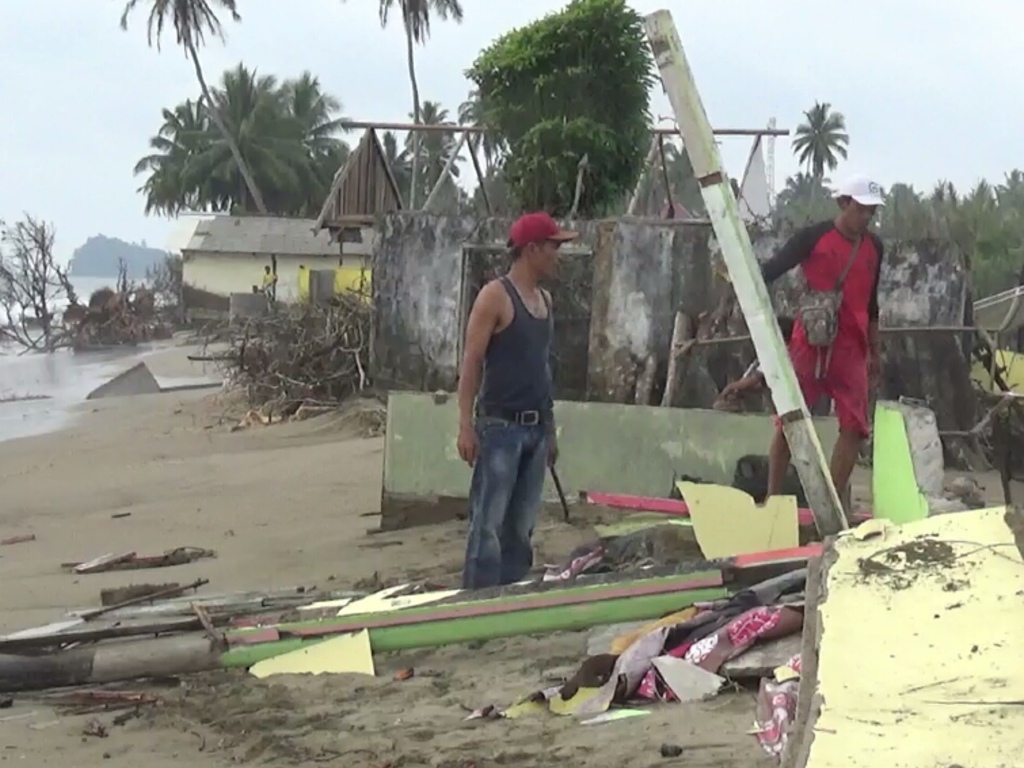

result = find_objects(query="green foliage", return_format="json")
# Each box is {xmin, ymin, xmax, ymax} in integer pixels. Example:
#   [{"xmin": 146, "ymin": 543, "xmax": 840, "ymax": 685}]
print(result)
[
  {"xmin": 135, "ymin": 64, "xmax": 348, "ymax": 217},
  {"xmin": 465, "ymin": 0, "xmax": 653, "ymax": 216}
]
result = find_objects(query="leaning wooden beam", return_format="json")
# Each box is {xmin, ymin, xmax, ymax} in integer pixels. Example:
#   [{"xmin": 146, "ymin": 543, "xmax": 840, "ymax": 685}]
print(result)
[
  {"xmin": 422, "ymin": 131, "xmax": 469, "ymax": 211},
  {"xmin": 644, "ymin": 10, "xmax": 846, "ymax": 536},
  {"xmin": 339, "ymin": 120, "xmax": 789, "ymax": 137},
  {"xmin": 220, "ymin": 571, "xmax": 727, "ymax": 666}
]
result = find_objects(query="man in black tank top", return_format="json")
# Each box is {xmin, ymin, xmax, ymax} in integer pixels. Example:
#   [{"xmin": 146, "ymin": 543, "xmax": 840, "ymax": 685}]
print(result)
[{"xmin": 456, "ymin": 212, "xmax": 578, "ymax": 589}]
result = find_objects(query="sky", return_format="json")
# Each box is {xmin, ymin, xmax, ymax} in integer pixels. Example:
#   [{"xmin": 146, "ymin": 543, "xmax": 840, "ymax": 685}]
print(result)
[{"xmin": 0, "ymin": 1, "xmax": 1020, "ymax": 261}]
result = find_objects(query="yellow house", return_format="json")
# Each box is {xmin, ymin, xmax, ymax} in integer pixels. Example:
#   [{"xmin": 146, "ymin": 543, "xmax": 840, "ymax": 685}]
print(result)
[{"xmin": 297, "ymin": 264, "xmax": 372, "ymax": 304}]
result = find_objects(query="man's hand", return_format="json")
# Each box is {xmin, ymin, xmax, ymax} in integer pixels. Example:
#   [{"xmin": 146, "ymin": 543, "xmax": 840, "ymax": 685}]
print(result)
[
  {"xmin": 457, "ymin": 422, "xmax": 479, "ymax": 465},
  {"xmin": 547, "ymin": 432, "xmax": 558, "ymax": 467}
]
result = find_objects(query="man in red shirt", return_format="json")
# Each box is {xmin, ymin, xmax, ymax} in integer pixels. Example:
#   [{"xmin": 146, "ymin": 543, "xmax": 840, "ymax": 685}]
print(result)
[{"xmin": 760, "ymin": 175, "xmax": 885, "ymax": 512}]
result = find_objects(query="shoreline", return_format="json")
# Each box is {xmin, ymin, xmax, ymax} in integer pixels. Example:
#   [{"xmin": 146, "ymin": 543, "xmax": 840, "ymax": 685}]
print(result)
[{"xmin": 0, "ymin": 342, "xmax": 222, "ymax": 445}]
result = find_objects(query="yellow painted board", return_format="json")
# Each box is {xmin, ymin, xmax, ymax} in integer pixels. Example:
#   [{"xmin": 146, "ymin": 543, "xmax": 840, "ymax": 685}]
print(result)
[
  {"xmin": 871, "ymin": 402, "xmax": 929, "ymax": 525},
  {"xmin": 334, "ymin": 585, "xmax": 461, "ymax": 616},
  {"xmin": 809, "ymin": 506, "xmax": 1024, "ymax": 767},
  {"xmin": 249, "ymin": 629, "xmax": 375, "ymax": 678},
  {"xmin": 676, "ymin": 482, "xmax": 798, "ymax": 558}
]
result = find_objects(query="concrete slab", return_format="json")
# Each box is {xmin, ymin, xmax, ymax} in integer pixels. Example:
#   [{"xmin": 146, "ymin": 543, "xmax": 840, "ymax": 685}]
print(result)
[
  {"xmin": 85, "ymin": 362, "xmax": 161, "ymax": 400},
  {"xmin": 791, "ymin": 507, "xmax": 1023, "ymax": 768},
  {"xmin": 380, "ymin": 392, "xmax": 840, "ymax": 529}
]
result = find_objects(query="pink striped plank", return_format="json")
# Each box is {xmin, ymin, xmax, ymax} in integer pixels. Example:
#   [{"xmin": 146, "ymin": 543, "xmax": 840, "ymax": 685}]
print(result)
[{"xmin": 584, "ymin": 491, "xmax": 870, "ymax": 528}]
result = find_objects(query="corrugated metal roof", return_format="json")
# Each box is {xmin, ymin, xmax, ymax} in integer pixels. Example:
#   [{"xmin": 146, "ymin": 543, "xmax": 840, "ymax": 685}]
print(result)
[{"xmin": 183, "ymin": 216, "xmax": 340, "ymax": 257}]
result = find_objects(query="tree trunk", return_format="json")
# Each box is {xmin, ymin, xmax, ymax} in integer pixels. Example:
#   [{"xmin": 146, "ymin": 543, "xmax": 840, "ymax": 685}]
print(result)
[
  {"xmin": 184, "ymin": 35, "xmax": 267, "ymax": 215},
  {"xmin": 404, "ymin": 21, "xmax": 422, "ymax": 209}
]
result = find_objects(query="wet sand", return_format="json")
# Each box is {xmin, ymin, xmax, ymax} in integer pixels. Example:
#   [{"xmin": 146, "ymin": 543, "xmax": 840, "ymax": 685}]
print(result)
[{"xmin": 1, "ymin": 362, "xmax": 1010, "ymax": 767}]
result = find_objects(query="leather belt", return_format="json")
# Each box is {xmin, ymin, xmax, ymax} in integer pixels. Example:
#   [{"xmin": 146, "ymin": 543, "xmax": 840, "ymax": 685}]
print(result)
[{"xmin": 477, "ymin": 407, "xmax": 551, "ymax": 427}]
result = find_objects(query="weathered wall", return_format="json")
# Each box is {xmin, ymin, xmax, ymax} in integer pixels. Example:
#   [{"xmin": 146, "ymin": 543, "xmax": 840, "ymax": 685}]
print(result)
[
  {"xmin": 373, "ymin": 213, "xmax": 599, "ymax": 395},
  {"xmin": 372, "ymin": 214, "xmax": 974, "ymax": 434}
]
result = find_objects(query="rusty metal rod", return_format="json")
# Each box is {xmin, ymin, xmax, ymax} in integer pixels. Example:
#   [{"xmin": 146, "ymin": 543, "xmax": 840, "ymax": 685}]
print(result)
[{"xmin": 339, "ymin": 121, "xmax": 788, "ymax": 137}]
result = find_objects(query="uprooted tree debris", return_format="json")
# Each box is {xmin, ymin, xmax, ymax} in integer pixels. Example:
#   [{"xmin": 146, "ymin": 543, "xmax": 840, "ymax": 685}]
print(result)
[{"xmin": 217, "ymin": 292, "xmax": 376, "ymax": 423}]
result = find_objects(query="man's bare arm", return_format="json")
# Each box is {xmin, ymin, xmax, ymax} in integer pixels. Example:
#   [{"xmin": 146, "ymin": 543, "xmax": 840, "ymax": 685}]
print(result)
[{"xmin": 457, "ymin": 284, "xmax": 501, "ymax": 428}]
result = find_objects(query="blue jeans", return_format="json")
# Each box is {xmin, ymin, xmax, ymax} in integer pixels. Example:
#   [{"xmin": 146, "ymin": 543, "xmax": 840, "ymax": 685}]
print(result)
[{"xmin": 462, "ymin": 417, "xmax": 549, "ymax": 590}]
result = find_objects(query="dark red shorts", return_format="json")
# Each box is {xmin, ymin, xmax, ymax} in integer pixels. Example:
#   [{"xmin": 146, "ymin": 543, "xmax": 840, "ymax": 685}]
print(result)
[{"xmin": 773, "ymin": 340, "xmax": 870, "ymax": 437}]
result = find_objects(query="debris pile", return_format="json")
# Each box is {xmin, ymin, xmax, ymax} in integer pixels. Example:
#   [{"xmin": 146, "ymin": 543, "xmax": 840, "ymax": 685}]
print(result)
[
  {"xmin": 64, "ymin": 286, "xmax": 172, "ymax": 350},
  {"xmin": 221, "ymin": 292, "xmax": 373, "ymax": 416}
]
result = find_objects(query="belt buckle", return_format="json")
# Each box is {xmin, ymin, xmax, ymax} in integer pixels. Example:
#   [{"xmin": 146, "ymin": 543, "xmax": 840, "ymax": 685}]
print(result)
[{"xmin": 518, "ymin": 410, "xmax": 540, "ymax": 426}]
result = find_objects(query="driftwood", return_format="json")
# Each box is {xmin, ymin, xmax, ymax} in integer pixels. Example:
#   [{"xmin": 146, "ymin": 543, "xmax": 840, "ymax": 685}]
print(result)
[{"xmin": 218, "ymin": 293, "xmax": 372, "ymax": 414}]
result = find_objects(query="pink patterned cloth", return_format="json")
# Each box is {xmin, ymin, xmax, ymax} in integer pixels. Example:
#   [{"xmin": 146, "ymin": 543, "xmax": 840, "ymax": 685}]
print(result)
[
  {"xmin": 635, "ymin": 607, "xmax": 799, "ymax": 702},
  {"xmin": 754, "ymin": 653, "xmax": 802, "ymax": 758}
]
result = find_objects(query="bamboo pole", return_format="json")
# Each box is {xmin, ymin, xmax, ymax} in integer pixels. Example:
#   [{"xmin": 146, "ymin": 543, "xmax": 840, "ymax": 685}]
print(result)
[
  {"xmin": 221, "ymin": 577, "xmax": 727, "ymax": 667},
  {"xmin": 644, "ymin": 10, "xmax": 846, "ymax": 536}
]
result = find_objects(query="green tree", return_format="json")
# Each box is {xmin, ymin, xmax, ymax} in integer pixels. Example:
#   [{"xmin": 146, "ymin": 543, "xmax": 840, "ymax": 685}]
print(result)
[
  {"xmin": 134, "ymin": 64, "xmax": 348, "ymax": 216},
  {"xmin": 467, "ymin": 0, "xmax": 653, "ymax": 217},
  {"xmin": 792, "ymin": 102, "xmax": 849, "ymax": 180},
  {"xmin": 372, "ymin": 0, "xmax": 465, "ymax": 208},
  {"xmin": 120, "ymin": 0, "xmax": 268, "ymax": 213}
]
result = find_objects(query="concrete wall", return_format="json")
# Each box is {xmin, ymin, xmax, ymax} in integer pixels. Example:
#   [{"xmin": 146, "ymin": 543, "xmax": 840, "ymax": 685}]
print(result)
[
  {"xmin": 183, "ymin": 252, "xmax": 370, "ymax": 306},
  {"xmin": 380, "ymin": 391, "xmax": 840, "ymax": 529},
  {"xmin": 372, "ymin": 214, "xmax": 599, "ymax": 394},
  {"xmin": 373, "ymin": 213, "xmax": 974, "ymax": 435}
]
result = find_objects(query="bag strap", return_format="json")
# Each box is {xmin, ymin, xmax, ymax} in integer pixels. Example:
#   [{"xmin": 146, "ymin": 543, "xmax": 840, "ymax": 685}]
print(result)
[{"xmin": 834, "ymin": 236, "xmax": 862, "ymax": 291}]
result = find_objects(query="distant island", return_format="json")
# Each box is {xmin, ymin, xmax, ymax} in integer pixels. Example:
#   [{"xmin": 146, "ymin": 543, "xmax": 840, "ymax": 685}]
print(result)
[{"xmin": 68, "ymin": 235, "xmax": 170, "ymax": 279}]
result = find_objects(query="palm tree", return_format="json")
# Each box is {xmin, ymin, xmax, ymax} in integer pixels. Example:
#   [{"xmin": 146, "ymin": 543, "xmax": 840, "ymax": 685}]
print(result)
[
  {"xmin": 120, "ymin": 0, "xmax": 268, "ymax": 213},
  {"xmin": 406, "ymin": 101, "xmax": 462, "ymax": 203},
  {"xmin": 458, "ymin": 88, "xmax": 501, "ymax": 171},
  {"xmin": 375, "ymin": 0, "xmax": 464, "ymax": 208},
  {"xmin": 792, "ymin": 102, "xmax": 849, "ymax": 180},
  {"xmin": 280, "ymin": 72, "xmax": 349, "ymax": 214},
  {"xmin": 134, "ymin": 64, "xmax": 348, "ymax": 216},
  {"xmin": 381, "ymin": 131, "xmax": 412, "ymax": 198},
  {"xmin": 187, "ymin": 64, "xmax": 303, "ymax": 213},
  {"xmin": 133, "ymin": 100, "xmax": 220, "ymax": 215}
]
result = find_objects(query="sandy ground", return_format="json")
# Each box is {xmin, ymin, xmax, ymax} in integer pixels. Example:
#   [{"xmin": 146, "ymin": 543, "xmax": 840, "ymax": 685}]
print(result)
[
  {"xmin": 0, "ymin": 365, "xmax": 775, "ymax": 767},
  {"xmin": 1, "ymin": 343, "xmax": 1011, "ymax": 767}
]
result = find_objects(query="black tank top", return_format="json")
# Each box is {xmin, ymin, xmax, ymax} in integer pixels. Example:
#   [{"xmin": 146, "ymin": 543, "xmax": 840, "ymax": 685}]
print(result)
[{"xmin": 478, "ymin": 277, "xmax": 553, "ymax": 414}]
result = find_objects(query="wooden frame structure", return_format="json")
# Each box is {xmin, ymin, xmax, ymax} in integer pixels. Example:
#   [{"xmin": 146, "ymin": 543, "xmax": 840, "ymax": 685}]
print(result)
[{"xmin": 314, "ymin": 119, "xmax": 789, "ymax": 233}]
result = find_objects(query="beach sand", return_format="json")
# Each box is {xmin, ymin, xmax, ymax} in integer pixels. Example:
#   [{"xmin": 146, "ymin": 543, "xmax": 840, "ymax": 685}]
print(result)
[{"xmin": 1, "ymin": 356, "xmax": 1008, "ymax": 767}]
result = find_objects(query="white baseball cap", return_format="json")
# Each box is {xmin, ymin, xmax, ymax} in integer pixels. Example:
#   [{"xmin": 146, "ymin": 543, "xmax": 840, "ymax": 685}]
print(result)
[{"xmin": 831, "ymin": 175, "xmax": 885, "ymax": 206}]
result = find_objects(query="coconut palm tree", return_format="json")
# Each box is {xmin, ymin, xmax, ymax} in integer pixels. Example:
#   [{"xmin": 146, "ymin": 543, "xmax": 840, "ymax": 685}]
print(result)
[
  {"xmin": 381, "ymin": 131, "xmax": 412, "ymax": 198},
  {"xmin": 119, "ymin": 0, "xmax": 268, "ymax": 213},
  {"xmin": 134, "ymin": 64, "xmax": 348, "ymax": 216},
  {"xmin": 133, "ymin": 100, "xmax": 221, "ymax": 215},
  {"xmin": 792, "ymin": 102, "xmax": 849, "ymax": 180},
  {"xmin": 280, "ymin": 72, "xmax": 349, "ymax": 214},
  {"xmin": 458, "ymin": 88, "xmax": 501, "ymax": 171},
  {"xmin": 405, "ymin": 101, "xmax": 462, "ymax": 204},
  {"xmin": 375, "ymin": 0, "xmax": 464, "ymax": 208}
]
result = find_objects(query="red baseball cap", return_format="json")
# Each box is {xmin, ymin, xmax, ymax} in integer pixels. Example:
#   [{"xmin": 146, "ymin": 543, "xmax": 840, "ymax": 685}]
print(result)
[{"xmin": 507, "ymin": 212, "xmax": 578, "ymax": 249}]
